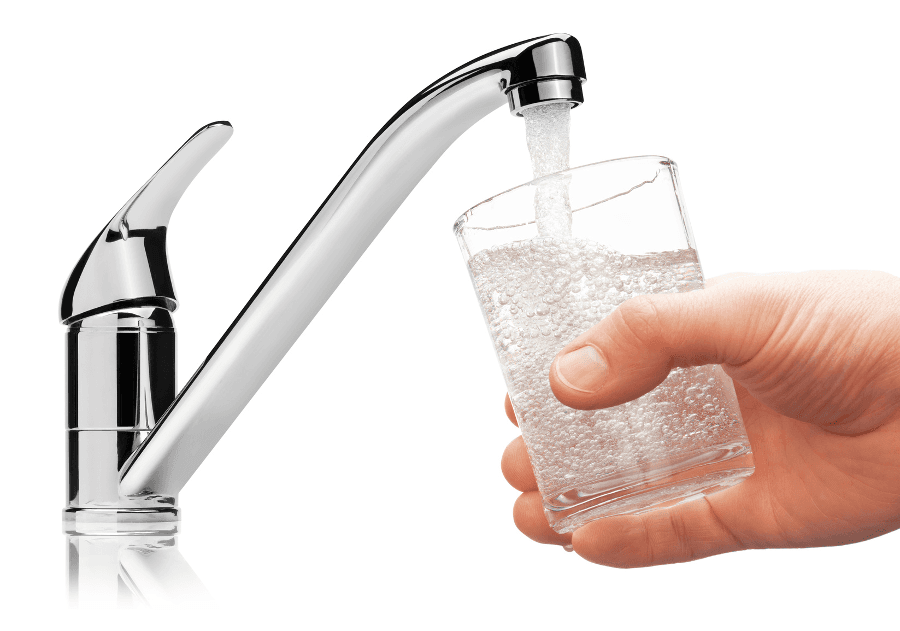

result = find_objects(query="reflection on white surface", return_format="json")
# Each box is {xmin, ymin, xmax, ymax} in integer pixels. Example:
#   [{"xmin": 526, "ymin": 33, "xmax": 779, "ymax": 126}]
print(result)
[{"xmin": 67, "ymin": 531, "xmax": 212, "ymax": 607}]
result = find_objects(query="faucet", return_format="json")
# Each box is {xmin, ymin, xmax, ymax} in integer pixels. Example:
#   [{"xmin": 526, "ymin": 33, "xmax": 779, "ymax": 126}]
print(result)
[{"xmin": 61, "ymin": 34, "xmax": 586, "ymax": 531}]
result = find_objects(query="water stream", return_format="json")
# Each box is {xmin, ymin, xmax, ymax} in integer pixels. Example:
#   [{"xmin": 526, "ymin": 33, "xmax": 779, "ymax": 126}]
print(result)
[{"xmin": 521, "ymin": 103, "xmax": 573, "ymax": 238}]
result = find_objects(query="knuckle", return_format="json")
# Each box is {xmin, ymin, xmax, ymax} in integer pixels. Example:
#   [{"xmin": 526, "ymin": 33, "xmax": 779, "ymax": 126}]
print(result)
[
  {"xmin": 616, "ymin": 295, "xmax": 666, "ymax": 346},
  {"xmin": 666, "ymin": 511, "xmax": 693, "ymax": 560}
]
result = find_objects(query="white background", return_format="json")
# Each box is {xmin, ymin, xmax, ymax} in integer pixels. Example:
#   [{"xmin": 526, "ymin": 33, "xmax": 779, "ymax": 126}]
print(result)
[{"xmin": 2, "ymin": 0, "xmax": 899, "ymax": 628}]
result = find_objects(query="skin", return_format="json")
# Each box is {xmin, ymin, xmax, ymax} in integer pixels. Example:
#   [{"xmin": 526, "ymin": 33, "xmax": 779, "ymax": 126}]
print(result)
[{"xmin": 500, "ymin": 271, "xmax": 900, "ymax": 567}]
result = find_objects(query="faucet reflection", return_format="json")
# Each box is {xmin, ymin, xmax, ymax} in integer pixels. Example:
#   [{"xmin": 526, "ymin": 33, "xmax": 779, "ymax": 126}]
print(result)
[
  {"xmin": 61, "ymin": 35, "xmax": 586, "ymax": 527},
  {"xmin": 67, "ymin": 527, "xmax": 211, "ymax": 607}
]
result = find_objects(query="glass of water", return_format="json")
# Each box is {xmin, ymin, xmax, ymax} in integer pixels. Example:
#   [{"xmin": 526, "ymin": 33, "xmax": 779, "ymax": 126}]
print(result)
[{"xmin": 454, "ymin": 156, "xmax": 754, "ymax": 534}]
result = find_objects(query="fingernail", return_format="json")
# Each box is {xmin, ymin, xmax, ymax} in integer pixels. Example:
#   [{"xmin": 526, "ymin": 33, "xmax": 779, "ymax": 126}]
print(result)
[
  {"xmin": 563, "ymin": 544, "xmax": 574, "ymax": 552},
  {"xmin": 555, "ymin": 346, "xmax": 606, "ymax": 393}
]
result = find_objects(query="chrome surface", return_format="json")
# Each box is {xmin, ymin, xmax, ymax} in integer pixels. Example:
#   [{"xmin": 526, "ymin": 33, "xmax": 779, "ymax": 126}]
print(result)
[
  {"xmin": 507, "ymin": 78, "xmax": 584, "ymax": 116},
  {"xmin": 502, "ymin": 38, "xmax": 586, "ymax": 116},
  {"xmin": 65, "ymin": 308, "xmax": 180, "ymax": 520},
  {"xmin": 61, "ymin": 122, "xmax": 233, "ymax": 324},
  {"xmin": 62, "ymin": 34, "xmax": 586, "ymax": 518},
  {"xmin": 61, "ymin": 125, "xmax": 232, "ymax": 521}
]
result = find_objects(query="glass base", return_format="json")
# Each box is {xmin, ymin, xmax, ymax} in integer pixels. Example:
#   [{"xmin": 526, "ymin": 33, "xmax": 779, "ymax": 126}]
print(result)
[{"xmin": 545, "ymin": 441, "xmax": 754, "ymax": 534}]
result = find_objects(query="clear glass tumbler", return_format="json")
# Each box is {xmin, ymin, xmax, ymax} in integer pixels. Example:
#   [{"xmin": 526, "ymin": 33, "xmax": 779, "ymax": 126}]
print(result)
[{"xmin": 454, "ymin": 156, "xmax": 755, "ymax": 534}]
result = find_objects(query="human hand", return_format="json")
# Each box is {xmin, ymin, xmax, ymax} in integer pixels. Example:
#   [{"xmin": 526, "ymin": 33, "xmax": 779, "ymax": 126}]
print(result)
[{"xmin": 501, "ymin": 271, "xmax": 900, "ymax": 567}]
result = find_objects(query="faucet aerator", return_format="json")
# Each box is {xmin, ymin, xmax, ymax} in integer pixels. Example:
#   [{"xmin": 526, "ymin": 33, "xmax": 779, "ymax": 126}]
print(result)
[{"xmin": 506, "ymin": 77, "xmax": 585, "ymax": 116}]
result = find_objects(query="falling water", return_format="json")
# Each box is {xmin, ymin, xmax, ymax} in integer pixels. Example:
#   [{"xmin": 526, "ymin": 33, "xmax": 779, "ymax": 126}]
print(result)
[{"xmin": 521, "ymin": 103, "xmax": 573, "ymax": 238}]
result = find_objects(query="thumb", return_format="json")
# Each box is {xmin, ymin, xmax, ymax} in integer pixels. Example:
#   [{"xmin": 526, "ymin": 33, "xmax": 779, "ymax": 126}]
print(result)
[{"xmin": 549, "ymin": 273, "xmax": 774, "ymax": 410}]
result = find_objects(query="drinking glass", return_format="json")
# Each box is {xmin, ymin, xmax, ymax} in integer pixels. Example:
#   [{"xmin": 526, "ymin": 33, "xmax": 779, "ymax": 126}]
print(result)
[{"xmin": 454, "ymin": 156, "xmax": 755, "ymax": 534}]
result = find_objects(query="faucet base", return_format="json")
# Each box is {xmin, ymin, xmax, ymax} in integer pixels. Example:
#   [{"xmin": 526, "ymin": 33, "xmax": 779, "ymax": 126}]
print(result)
[{"xmin": 63, "ymin": 507, "xmax": 179, "ymax": 535}]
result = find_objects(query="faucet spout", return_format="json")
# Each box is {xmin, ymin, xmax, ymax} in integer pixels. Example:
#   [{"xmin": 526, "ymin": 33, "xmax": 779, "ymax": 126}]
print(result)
[{"xmin": 118, "ymin": 34, "xmax": 586, "ymax": 498}]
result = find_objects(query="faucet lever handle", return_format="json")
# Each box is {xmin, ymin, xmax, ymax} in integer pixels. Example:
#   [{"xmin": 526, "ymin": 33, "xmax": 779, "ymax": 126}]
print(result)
[{"xmin": 60, "ymin": 121, "xmax": 233, "ymax": 324}]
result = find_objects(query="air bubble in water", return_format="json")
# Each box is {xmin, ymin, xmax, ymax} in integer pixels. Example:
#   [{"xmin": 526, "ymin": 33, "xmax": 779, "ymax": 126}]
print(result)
[{"xmin": 468, "ymin": 238, "xmax": 747, "ymax": 517}]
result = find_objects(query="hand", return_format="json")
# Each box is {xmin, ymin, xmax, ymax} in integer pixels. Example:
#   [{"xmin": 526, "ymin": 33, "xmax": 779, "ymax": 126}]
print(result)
[{"xmin": 501, "ymin": 271, "xmax": 900, "ymax": 567}]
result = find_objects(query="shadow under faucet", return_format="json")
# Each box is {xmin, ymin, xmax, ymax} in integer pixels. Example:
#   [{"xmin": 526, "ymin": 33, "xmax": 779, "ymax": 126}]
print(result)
[{"xmin": 60, "ymin": 34, "xmax": 586, "ymax": 529}]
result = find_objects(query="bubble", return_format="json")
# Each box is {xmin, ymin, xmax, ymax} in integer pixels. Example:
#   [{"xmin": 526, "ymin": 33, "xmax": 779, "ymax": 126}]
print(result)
[{"xmin": 466, "ymin": 236, "xmax": 745, "ymax": 519}]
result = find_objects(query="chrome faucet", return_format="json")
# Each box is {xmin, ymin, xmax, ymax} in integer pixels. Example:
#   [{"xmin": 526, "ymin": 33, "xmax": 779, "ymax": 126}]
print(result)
[{"xmin": 61, "ymin": 34, "xmax": 586, "ymax": 532}]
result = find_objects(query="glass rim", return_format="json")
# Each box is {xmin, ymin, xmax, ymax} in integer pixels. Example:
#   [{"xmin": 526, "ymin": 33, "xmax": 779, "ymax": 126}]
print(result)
[{"xmin": 453, "ymin": 154, "xmax": 675, "ymax": 234}]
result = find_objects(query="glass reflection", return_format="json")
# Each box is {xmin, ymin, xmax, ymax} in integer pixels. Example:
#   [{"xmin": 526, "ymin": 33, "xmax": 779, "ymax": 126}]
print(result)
[{"xmin": 66, "ymin": 526, "xmax": 211, "ymax": 607}]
